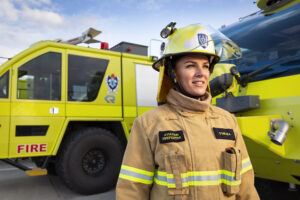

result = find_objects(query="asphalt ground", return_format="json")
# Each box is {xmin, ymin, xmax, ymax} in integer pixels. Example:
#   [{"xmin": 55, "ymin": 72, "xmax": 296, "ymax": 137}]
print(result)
[
  {"xmin": 0, "ymin": 160, "xmax": 115, "ymax": 200},
  {"xmin": 0, "ymin": 160, "xmax": 299, "ymax": 200}
]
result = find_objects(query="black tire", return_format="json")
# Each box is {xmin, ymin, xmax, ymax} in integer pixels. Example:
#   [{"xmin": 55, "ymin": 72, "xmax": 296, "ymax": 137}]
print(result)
[
  {"xmin": 56, "ymin": 128, "xmax": 124, "ymax": 194},
  {"xmin": 255, "ymin": 178, "xmax": 300, "ymax": 200}
]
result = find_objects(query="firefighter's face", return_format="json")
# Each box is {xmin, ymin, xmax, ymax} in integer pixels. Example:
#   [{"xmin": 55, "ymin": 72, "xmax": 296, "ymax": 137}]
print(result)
[{"xmin": 174, "ymin": 54, "xmax": 210, "ymax": 97}]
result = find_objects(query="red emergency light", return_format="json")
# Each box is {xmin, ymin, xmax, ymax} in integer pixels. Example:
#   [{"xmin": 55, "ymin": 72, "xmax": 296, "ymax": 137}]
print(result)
[{"xmin": 101, "ymin": 42, "xmax": 109, "ymax": 50}]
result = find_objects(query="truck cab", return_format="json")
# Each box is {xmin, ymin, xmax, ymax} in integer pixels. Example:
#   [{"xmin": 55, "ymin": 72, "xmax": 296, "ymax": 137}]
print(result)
[{"xmin": 0, "ymin": 39, "xmax": 158, "ymax": 194}]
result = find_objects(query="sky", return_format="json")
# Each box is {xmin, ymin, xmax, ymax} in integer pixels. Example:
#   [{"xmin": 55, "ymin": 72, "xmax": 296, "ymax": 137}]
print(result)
[{"xmin": 0, "ymin": 0, "xmax": 259, "ymax": 64}]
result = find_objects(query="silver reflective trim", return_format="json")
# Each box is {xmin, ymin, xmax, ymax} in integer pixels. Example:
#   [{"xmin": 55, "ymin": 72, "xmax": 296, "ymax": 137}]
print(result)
[
  {"xmin": 242, "ymin": 160, "xmax": 252, "ymax": 169},
  {"xmin": 188, "ymin": 174, "xmax": 220, "ymax": 182},
  {"xmin": 154, "ymin": 173, "xmax": 242, "ymax": 185},
  {"xmin": 120, "ymin": 169, "xmax": 153, "ymax": 181},
  {"xmin": 154, "ymin": 173, "xmax": 175, "ymax": 184}
]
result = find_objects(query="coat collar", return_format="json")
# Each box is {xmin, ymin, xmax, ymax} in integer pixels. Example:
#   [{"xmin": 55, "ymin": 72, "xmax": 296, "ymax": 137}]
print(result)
[{"xmin": 166, "ymin": 89, "xmax": 211, "ymax": 114}]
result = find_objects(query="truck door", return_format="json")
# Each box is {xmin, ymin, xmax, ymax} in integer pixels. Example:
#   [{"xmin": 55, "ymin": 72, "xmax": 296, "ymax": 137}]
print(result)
[
  {"xmin": 10, "ymin": 49, "xmax": 66, "ymax": 157},
  {"xmin": 0, "ymin": 70, "xmax": 10, "ymax": 158},
  {"xmin": 66, "ymin": 50, "xmax": 122, "ymax": 118},
  {"xmin": 135, "ymin": 63, "xmax": 158, "ymax": 116}
]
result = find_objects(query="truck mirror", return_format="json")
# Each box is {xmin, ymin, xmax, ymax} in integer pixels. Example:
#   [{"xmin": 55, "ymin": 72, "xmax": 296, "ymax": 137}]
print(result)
[
  {"xmin": 210, "ymin": 73, "xmax": 233, "ymax": 97},
  {"xmin": 209, "ymin": 63, "xmax": 239, "ymax": 97}
]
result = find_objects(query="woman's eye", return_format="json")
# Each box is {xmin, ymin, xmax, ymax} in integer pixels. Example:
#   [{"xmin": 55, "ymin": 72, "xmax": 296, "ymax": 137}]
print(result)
[
  {"xmin": 186, "ymin": 64, "xmax": 194, "ymax": 68},
  {"xmin": 204, "ymin": 65, "xmax": 209, "ymax": 69}
]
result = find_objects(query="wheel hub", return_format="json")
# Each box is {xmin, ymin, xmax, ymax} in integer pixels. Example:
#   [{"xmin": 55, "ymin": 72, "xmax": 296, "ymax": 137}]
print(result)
[{"xmin": 82, "ymin": 149, "xmax": 106, "ymax": 176}]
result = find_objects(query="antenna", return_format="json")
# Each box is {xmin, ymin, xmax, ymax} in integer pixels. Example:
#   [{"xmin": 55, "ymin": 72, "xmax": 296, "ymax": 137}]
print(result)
[{"xmin": 0, "ymin": 56, "xmax": 11, "ymax": 60}]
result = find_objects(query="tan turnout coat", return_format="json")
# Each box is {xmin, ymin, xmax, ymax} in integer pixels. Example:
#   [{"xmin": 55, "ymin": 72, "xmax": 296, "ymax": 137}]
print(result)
[{"xmin": 117, "ymin": 89, "xmax": 260, "ymax": 200}]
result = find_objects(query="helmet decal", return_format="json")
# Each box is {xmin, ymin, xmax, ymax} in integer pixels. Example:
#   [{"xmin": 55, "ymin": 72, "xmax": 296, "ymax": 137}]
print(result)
[{"xmin": 197, "ymin": 33, "xmax": 209, "ymax": 49}]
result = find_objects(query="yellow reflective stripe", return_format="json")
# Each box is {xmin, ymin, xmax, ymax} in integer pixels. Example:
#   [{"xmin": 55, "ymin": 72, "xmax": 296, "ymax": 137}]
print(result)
[
  {"xmin": 220, "ymin": 178, "xmax": 241, "ymax": 186},
  {"xmin": 187, "ymin": 180, "xmax": 220, "ymax": 186},
  {"xmin": 154, "ymin": 177, "xmax": 242, "ymax": 187},
  {"xmin": 241, "ymin": 157, "xmax": 253, "ymax": 174},
  {"xmin": 241, "ymin": 164, "xmax": 252, "ymax": 174},
  {"xmin": 154, "ymin": 177, "xmax": 176, "ymax": 187},
  {"xmin": 119, "ymin": 174, "xmax": 153, "ymax": 184},
  {"xmin": 242, "ymin": 157, "xmax": 250, "ymax": 164},
  {"xmin": 119, "ymin": 165, "xmax": 154, "ymax": 185},
  {"xmin": 154, "ymin": 157, "xmax": 252, "ymax": 188},
  {"xmin": 121, "ymin": 165, "xmax": 154, "ymax": 176}
]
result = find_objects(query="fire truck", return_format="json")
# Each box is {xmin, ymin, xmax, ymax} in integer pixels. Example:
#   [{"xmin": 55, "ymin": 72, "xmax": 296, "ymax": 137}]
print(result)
[
  {"xmin": 0, "ymin": 0, "xmax": 300, "ymax": 197},
  {"xmin": 209, "ymin": 0, "xmax": 300, "ymax": 197},
  {"xmin": 0, "ymin": 28, "xmax": 158, "ymax": 194}
]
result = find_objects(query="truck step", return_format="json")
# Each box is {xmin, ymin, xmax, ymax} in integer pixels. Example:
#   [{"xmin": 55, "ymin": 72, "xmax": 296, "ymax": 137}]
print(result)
[{"xmin": 25, "ymin": 168, "xmax": 48, "ymax": 176}]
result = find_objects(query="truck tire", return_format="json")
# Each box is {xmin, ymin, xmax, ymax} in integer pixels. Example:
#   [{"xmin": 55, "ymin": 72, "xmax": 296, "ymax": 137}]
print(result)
[
  {"xmin": 255, "ymin": 178, "xmax": 300, "ymax": 200},
  {"xmin": 56, "ymin": 128, "xmax": 124, "ymax": 194}
]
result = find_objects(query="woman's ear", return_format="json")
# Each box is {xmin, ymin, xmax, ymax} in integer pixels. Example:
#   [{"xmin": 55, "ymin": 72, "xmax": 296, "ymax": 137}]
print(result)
[{"xmin": 173, "ymin": 70, "xmax": 177, "ymax": 83}]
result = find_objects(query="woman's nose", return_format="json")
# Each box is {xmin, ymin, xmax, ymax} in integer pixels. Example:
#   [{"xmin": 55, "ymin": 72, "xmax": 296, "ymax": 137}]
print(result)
[{"xmin": 195, "ymin": 66, "xmax": 204, "ymax": 76}]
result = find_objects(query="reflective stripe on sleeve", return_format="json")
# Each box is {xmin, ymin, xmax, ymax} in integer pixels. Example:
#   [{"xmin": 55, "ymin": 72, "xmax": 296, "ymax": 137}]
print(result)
[
  {"xmin": 154, "ymin": 157, "xmax": 252, "ymax": 188},
  {"xmin": 119, "ymin": 165, "xmax": 154, "ymax": 185},
  {"xmin": 241, "ymin": 157, "xmax": 252, "ymax": 174}
]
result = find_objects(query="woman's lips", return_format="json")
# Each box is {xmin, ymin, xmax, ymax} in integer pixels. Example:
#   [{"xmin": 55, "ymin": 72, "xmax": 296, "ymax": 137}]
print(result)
[{"xmin": 192, "ymin": 80, "xmax": 205, "ymax": 86}]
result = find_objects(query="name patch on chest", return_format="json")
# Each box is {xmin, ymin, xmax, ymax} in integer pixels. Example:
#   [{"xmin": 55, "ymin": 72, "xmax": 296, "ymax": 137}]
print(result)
[
  {"xmin": 213, "ymin": 128, "xmax": 235, "ymax": 140},
  {"xmin": 159, "ymin": 131, "xmax": 185, "ymax": 144}
]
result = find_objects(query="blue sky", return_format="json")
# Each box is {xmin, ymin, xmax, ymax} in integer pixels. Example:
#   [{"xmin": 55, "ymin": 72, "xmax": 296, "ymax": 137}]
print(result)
[{"xmin": 0, "ymin": 0, "xmax": 259, "ymax": 64}]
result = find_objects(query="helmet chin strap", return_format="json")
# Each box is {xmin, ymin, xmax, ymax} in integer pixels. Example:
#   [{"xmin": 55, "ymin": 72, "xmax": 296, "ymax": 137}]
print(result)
[{"xmin": 166, "ymin": 59, "xmax": 205, "ymax": 99}]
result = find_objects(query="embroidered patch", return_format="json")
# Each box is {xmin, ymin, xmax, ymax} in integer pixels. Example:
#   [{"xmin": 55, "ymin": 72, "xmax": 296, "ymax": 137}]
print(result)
[
  {"xmin": 159, "ymin": 131, "xmax": 185, "ymax": 144},
  {"xmin": 213, "ymin": 128, "xmax": 235, "ymax": 140}
]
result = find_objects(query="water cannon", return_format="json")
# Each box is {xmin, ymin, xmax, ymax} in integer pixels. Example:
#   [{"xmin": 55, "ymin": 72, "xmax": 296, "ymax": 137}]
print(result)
[{"xmin": 57, "ymin": 27, "xmax": 102, "ymax": 45}]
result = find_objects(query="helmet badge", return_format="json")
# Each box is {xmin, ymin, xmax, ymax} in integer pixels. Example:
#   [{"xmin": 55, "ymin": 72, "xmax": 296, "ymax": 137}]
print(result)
[{"xmin": 197, "ymin": 33, "xmax": 208, "ymax": 49}]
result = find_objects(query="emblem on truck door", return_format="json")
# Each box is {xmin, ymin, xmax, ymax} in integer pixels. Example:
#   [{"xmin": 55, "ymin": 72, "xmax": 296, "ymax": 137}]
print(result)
[
  {"xmin": 104, "ymin": 95, "xmax": 116, "ymax": 103},
  {"xmin": 105, "ymin": 74, "xmax": 119, "ymax": 94}
]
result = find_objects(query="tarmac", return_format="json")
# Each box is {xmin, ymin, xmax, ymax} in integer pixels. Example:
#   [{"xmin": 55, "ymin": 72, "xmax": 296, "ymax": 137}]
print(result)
[
  {"xmin": 1, "ymin": 160, "xmax": 299, "ymax": 200},
  {"xmin": 0, "ymin": 160, "xmax": 115, "ymax": 200}
]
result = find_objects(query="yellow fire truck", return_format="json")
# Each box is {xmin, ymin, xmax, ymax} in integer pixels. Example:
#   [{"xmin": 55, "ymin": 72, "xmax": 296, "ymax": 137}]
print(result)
[
  {"xmin": 0, "ymin": 28, "xmax": 158, "ymax": 194},
  {"xmin": 209, "ymin": 0, "xmax": 300, "ymax": 197},
  {"xmin": 0, "ymin": 0, "xmax": 300, "ymax": 197}
]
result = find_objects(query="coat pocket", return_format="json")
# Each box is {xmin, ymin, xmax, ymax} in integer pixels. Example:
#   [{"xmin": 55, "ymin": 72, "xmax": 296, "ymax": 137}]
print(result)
[
  {"xmin": 221, "ymin": 147, "xmax": 242, "ymax": 196},
  {"xmin": 164, "ymin": 153, "xmax": 189, "ymax": 197}
]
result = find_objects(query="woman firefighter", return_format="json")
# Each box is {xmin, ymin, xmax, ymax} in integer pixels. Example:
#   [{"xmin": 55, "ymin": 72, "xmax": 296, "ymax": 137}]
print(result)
[{"xmin": 116, "ymin": 23, "xmax": 260, "ymax": 200}]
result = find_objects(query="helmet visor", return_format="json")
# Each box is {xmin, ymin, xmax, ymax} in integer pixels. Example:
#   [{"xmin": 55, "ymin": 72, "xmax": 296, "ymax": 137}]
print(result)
[
  {"xmin": 164, "ymin": 24, "xmax": 242, "ymax": 61},
  {"xmin": 205, "ymin": 25, "xmax": 242, "ymax": 61}
]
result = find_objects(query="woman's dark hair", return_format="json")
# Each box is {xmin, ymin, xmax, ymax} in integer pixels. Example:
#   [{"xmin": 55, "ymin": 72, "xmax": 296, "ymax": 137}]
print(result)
[{"xmin": 166, "ymin": 54, "xmax": 211, "ymax": 70}]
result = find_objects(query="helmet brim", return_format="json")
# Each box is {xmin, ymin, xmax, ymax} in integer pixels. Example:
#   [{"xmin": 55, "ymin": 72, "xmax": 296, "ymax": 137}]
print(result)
[{"xmin": 152, "ymin": 52, "xmax": 220, "ymax": 72}]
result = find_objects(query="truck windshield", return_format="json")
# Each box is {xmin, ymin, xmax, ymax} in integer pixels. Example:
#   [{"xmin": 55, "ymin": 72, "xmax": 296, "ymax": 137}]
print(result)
[{"xmin": 220, "ymin": 3, "xmax": 300, "ymax": 82}]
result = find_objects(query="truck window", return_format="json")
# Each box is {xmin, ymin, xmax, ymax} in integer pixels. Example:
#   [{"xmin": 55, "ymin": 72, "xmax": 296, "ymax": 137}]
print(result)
[
  {"xmin": 135, "ymin": 64, "xmax": 158, "ymax": 107},
  {"xmin": 17, "ymin": 52, "xmax": 61, "ymax": 100},
  {"xmin": 68, "ymin": 55, "xmax": 109, "ymax": 102},
  {"xmin": 0, "ymin": 71, "xmax": 9, "ymax": 98},
  {"xmin": 221, "ymin": 3, "xmax": 300, "ymax": 82}
]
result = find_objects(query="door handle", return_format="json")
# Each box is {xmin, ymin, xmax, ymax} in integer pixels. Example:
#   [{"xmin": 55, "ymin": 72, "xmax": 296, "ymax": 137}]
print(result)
[{"xmin": 50, "ymin": 107, "xmax": 59, "ymax": 114}]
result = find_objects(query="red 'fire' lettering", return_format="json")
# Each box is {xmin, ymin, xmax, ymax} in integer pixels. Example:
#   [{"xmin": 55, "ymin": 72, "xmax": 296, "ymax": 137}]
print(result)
[
  {"xmin": 40, "ymin": 144, "xmax": 47, "ymax": 152},
  {"xmin": 17, "ymin": 144, "xmax": 47, "ymax": 154},
  {"xmin": 31, "ymin": 144, "xmax": 38, "ymax": 152},
  {"xmin": 17, "ymin": 145, "xmax": 24, "ymax": 154}
]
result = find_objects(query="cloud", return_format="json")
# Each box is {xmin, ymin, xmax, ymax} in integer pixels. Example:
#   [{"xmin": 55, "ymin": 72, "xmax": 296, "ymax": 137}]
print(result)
[
  {"xmin": 0, "ymin": 0, "xmax": 65, "ymax": 59},
  {"xmin": 138, "ymin": 0, "xmax": 162, "ymax": 10},
  {"xmin": 21, "ymin": 6, "xmax": 64, "ymax": 27},
  {"xmin": 0, "ymin": 0, "xmax": 19, "ymax": 21},
  {"xmin": 0, "ymin": 0, "xmax": 125, "ymax": 61}
]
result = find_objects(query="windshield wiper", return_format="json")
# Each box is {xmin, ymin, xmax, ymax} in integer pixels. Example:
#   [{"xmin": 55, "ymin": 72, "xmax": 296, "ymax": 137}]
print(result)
[
  {"xmin": 280, "ymin": 58, "xmax": 300, "ymax": 66},
  {"xmin": 240, "ymin": 54, "xmax": 300, "ymax": 87}
]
